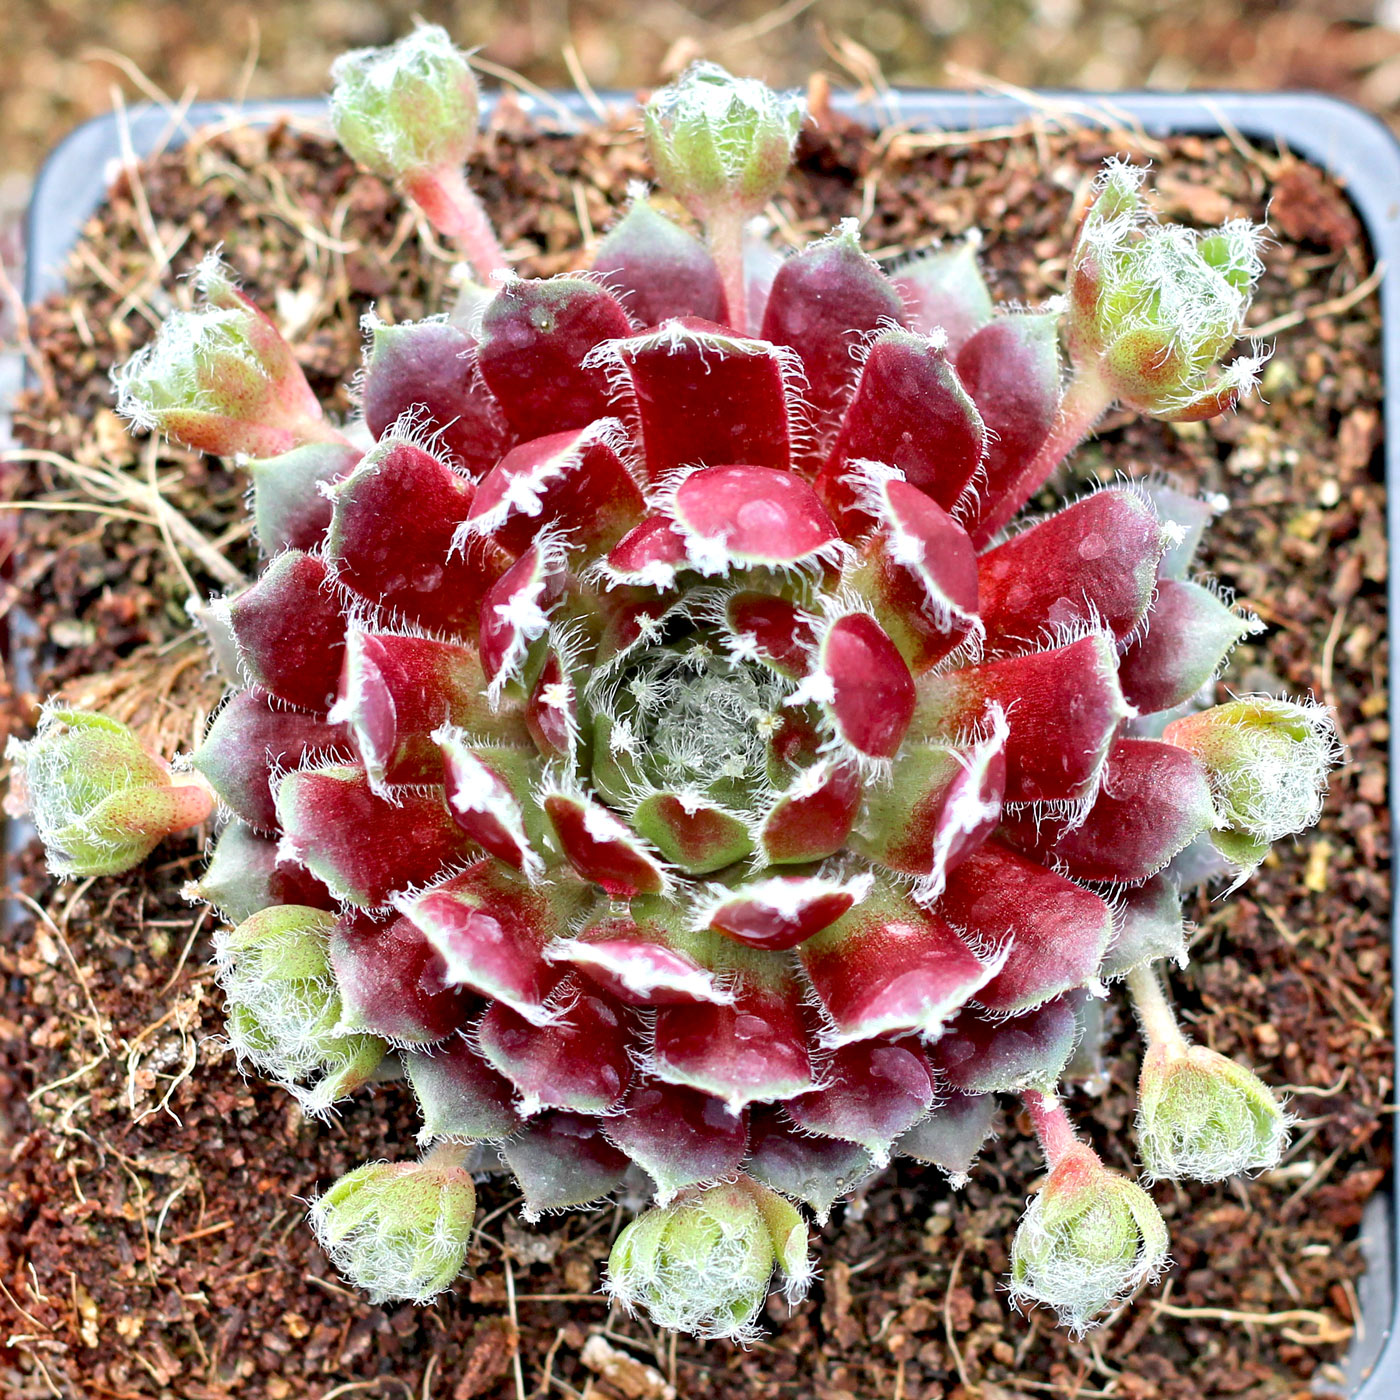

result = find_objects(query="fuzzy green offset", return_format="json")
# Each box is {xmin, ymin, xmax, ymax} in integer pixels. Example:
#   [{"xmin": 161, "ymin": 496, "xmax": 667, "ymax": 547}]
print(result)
[{"xmin": 9, "ymin": 29, "xmax": 1344, "ymax": 1342}]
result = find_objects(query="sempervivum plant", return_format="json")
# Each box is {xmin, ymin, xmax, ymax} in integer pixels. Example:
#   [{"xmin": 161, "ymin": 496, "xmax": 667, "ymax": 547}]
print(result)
[{"xmin": 8, "ymin": 27, "xmax": 1341, "ymax": 1341}]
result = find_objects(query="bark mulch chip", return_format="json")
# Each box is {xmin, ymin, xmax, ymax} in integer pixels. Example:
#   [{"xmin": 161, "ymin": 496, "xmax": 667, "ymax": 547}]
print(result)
[{"xmin": 0, "ymin": 103, "xmax": 1388, "ymax": 1400}]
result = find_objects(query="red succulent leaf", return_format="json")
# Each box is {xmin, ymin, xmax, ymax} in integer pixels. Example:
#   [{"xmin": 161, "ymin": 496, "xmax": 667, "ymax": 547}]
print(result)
[
  {"xmin": 478, "ymin": 980, "xmax": 633, "ymax": 1116},
  {"xmin": 722, "ymin": 592, "xmax": 816, "ymax": 677},
  {"xmin": 757, "ymin": 758, "xmax": 862, "ymax": 864},
  {"xmin": 543, "ymin": 788, "xmax": 670, "ymax": 899},
  {"xmin": 325, "ymin": 436, "xmax": 510, "ymax": 636},
  {"xmin": 591, "ymin": 199, "xmax": 727, "ymax": 328},
  {"xmin": 476, "ymin": 538, "xmax": 566, "ymax": 690},
  {"xmin": 1000, "ymin": 737, "xmax": 1217, "ymax": 883},
  {"xmin": 546, "ymin": 899, "xmax": 731, "ymax": 1007},
  {"xmin": 331, "ymin": 908, "xmax": 476, "ymax": 1045},
  {"xmin": 588, "ymin": 320, "xmax": 798, "ymax": 480},
  {"xmin": 799, "ymin": 883, "xmax": 1004, "ymax": 1045},
  {"xmin": 850, "ymin": 719, "xmax": 1006, "ymax": 894},
  {"xmin": 437, "ymin": 733, "xmax": 544, "ymax": 877},
  {"xmin": 953, "ymin": 312, "xmax": 1062, "ymax": 546},
  {"xmin": 914, "ymin": 631, "xmax": 1127, "ymax": 808},
  {"xmin": 463, "ymin": 419, "xmax": 645, "ymax": 557},
  {"xmin": 817, "ymin": 330, "xmax": 986, "ymax": 528},
  {"xmin": 792, "ymin": 609, "xmax": 916, "ymax": 761},
  {"xmin": 361, "ymin": 316, "xmax": 511, "ymax": 476},
  {"xmin": 665, "ymin": 463, "xmax": 842, "ymax": 574},
  {"xmin": 938, "ymin": 840, "xmax": 1113, "ymax": 1015},
  {"xmin": 977, "ymin": 488, "xmax": 1166, "ymax": 652},
  {"xmin": 525, "ymin": 647, "xmax": 582, "ymax": 762},
  {"xmin": 197, "ymin": 819, "xmax": 337, "ymax": 919},
  {"xmin": 332, "ymin": 628, "xmax": 528, "ymax": 789},
  {"xmin": 845, "ymin": 465, "xmax": 982, "ymax": 671},
  {"xmin": 275, "ymin": 765, "xmax": 471, "ymax": 908},
  {"xmin": 396, "ymin": 861, "xmax": 581, "ymax": 1023},
  {"xmin": 651, "ymin": 959, "xmax": 814, "ymax": 1110},
  {"xmin": 477, "ymin": 277, "xmax": 633, "ymax": 438},
  {"xmin": 696, "ymin": 871, "xmax": 872, "ymax": 952},
  {"xmin": 221, "ymin": 550, "xmax": 346, "ymax": 713}
]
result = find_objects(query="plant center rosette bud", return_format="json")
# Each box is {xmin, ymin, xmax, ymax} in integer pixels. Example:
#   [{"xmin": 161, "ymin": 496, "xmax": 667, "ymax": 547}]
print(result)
[{"xmin": 9, "ymin": 31, "xmax": 1336, "ymax": 1339}]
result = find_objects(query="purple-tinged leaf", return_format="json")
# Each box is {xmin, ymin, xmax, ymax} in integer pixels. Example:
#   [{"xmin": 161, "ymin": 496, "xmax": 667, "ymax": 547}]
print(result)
[
  {"xmin": 932, "ymin": 996, "xmax": 1079, "ymax": 1095},
  {"xmin": 1099, "ymin": 875, "xmax": 1187, "ymax": 981},
  {"xmin": 605, "ymin": 1081, "xmax": 748, "ymax": 1203},
  {"xmin": 247, "ymin": 441, "xmax": 362, "ymax": 554},
  {"xmin": 591, "ymin": 198, "xmax": 726, "ymax": 327},
  {"xmin": 760, "ymin": 225, "xmax": 906, "ymax": 430},
  {"xmin": 893, "ymin": 239, "xmax": 994, "ymax": 352},
  {"xmin": 501, "ymin": 1111, "xmax": 630, "ymax": 1220},
  {"xmin": 194, "ymin": 691, "xmax": 350, "ymax": 832},
  {"xmin": 1118, "ymin": 578, "xmax": 1257, "ymax": 715},
  {"xmin": 786, "ymin": 1039, "xmax": 935, "ymax": 1164},
  {"xmin": 361, "ymin": 317, "xmax": 511, "ymax": 476},
  {"xmin": 744, "ymin": 1107, "xmax": 874, "ymax": 1223},
  {"xmin": 196, "ymin": 819, "xmax": 336, "ymax": 922},
  {"xmin": 404, "ymin": 1035, "xmax": 523, "ymax": 1142},
  {"xmin": 896, "ymin": 1091, "xmax": 996, "ymax": 1183}
]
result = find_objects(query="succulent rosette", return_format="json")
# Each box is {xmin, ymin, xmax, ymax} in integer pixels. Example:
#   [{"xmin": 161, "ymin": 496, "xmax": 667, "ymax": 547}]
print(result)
[{"xmin": 8, "ymin": 29, "xmax": 1341, "ymax": 1342}]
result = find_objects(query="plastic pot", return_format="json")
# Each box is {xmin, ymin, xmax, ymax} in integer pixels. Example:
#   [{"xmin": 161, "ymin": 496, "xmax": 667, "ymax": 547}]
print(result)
[{"xmin": 17, "ymin": 87, "xmax": 1400, "ymax": 1396}]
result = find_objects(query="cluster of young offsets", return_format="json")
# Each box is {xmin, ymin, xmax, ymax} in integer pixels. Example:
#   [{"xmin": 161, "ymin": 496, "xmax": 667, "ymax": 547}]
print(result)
[{"xmin": 8, "ymin": 27, "xmax": 1339, "ymax": 1340}]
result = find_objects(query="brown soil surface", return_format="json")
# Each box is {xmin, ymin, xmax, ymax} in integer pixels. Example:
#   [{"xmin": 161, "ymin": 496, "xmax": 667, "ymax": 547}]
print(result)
[{"xmin": 0, "ymin": 101, "xmax": 1389, "ymax": 1400}]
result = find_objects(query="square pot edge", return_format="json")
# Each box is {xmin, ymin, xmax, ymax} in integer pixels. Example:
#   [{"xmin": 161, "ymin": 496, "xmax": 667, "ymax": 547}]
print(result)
[{"xmin": 13, "ymin": 86, "xmax": 1400, "ymax": 1398}]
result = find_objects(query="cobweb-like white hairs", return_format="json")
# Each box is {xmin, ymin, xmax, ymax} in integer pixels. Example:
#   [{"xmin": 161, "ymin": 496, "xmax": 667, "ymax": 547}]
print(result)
[
  {"xmin": 1009, "ymin": 1157, "xmax": 1169, "ymax": 1334},
  {"xmin": 1136, "ymin": 1045, "xmax": 1290, "ymax": 1184}
]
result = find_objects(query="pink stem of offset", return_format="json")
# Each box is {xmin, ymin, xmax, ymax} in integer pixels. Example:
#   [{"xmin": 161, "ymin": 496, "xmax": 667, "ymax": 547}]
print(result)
[
  {"xmin": 707, "ymin": 209, "xmax": 747, "ymax": 334},
  {"xmin": 1125, "ymin": 962, "xmax": 1187, "ymax": 1051},
  {"xmin": 1022, "ymin": 1088, "xmax": 1079, "ymax": 1168},
  {"xmin": 976, "ymin": 370, "xmax": 1116, "ymax": 543},
  {"xmin": 405, "ymin": 166, "xmax": 510, "ymax": 283}
]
